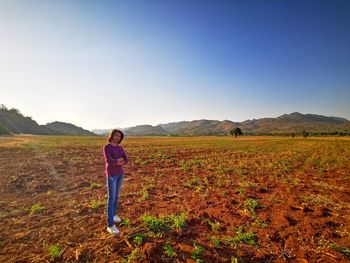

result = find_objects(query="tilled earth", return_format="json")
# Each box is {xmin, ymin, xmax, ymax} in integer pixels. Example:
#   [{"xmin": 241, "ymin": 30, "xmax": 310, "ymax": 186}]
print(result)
[{"xmin": 0, "ymin": 136, "xmax": 349, "ymax": 262}]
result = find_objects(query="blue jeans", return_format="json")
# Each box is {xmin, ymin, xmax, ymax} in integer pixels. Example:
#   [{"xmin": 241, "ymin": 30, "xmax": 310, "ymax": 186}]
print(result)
[{"xmin": 106, "ymin": 174, "xmax": 124, "ymax": 227}]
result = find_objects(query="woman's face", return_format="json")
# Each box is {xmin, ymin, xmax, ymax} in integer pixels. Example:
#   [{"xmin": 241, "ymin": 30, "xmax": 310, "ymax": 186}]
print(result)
[{"xmin": 112, "ymin": 132, "xmax": 122, "ymax": 143}]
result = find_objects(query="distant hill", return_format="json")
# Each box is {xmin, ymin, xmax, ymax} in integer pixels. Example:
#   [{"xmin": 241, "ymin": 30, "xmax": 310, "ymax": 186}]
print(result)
[
  {"xmin": 0, "ymin": 124, "xmax": 11, "ymax": 135},
  {"xmin": 45, "ymin": 121, "xmax": 96, "ymax": 136},
  {"xmin": 92, "ymin": 128, "xmax": 126, "ymax": 135},
  {"xmin": 239, "ymin": 112, "xmax": 350, "ymax": 135},
  {"xmin": 159, "ymin": 119, "xmax": 238, "ymax": 135},
  {"xmin": 92, "ymin": 129, "xmax": 111, "ymax": 135},
  {"xmin": 0, "ymin": 105, "xmax": 57, "ymax": 135},
  {"xmin": 126, "ymin": 125, "xmax": 170, "ymax": 136},
  {"xmin": 120, "ymin": 112, "xmax": 350, "ymax": 136},
  {"xmin": 0, "ymin": 105, "xmax": 96, "ymax": 136},
  {"xmin": 93, "ymin": 126, "xmax": 171, "ymax": 136}
]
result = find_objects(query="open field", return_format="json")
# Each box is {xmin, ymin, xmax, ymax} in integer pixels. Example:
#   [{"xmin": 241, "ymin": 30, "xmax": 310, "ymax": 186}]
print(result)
[{"xmin": 0, "ymin": 135, "xmax": 349, "ymax": 262}]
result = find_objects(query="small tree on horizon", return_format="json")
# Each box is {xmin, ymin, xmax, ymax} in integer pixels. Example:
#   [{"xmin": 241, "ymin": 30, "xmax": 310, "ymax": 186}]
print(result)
[
  {"xmin": 302, "ymin": 130, "xmax": 309, "ymax": 138},
  {"xmin": 230, "ymin": 127, "xmax": 243, "ymax": 138}
]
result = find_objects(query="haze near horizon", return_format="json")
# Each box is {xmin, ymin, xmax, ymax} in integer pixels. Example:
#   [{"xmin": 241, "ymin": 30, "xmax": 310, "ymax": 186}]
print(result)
[{"xmin": 1, "ymin": 0, "xmax": 349, "ymax": 130}]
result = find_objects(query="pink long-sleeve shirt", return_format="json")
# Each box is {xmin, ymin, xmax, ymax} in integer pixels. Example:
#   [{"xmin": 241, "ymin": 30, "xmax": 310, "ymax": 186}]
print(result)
[{"xmin": 103, "ymin": 143, "xmax": 128, "ymax": 176}]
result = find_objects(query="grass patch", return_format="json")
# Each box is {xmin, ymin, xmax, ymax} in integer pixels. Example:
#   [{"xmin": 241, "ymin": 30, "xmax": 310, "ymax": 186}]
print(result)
[
  {"xmin": 90, "ymin": 182, "xmax": 102, "ymax": 189},
  {"xmin": 141, "ymin": 212, "xmax": 187, "ymax": 236},
  {"xmin": 120, "ymin": 218, "xmax": 132, "ymax": 227},
  {"xmin": 253, "ymin": 218, "xmax": 269, "ymax": 228},
  {"xmin": 243, "ymin": 198, "xmax": 261, "ymax": 218},
  {"xmin": 133, "ymin": 233, "xmax": 148, "ymax": 246},
  {"xmin": 223, "ymin": 227, "xmax": 256, "ymax": 246},
  {"xmin": 90, "ymin": 199, "xmax": 104, "ymax": 209},
  {"xmin": 168, "ymin": 212, "xmax": 187, "ymax": 230},
  {"xmin": 203, "ymin": 218, "xmax": 221, "ymax": 231},
  {"xmin": 184, "ymin": 176, "xmax": 201, "ymax": 189},
  {"xmin": 208, "ymin": 236, "xmax": 221, "ymax": 248},
  {"xmin": 163, "ymin": 243, "xmax": 177, "ymax": 257},
  {"xmin": 191, "ymin": 243, "xmax": 205, "ymax": 263},
  {"xmin": 43, "ymin": 242, "xmax": 64, "ymax": 260},
  {"xmin": 29, "ymin": 203, "xmax": 44, "ymax": 215},
  {"xmin": 330, "ymin": 243, "xmax": 350, "ymax": 259},
  {"xmin": 141, "ymin": 214, "xmax": 169, "ymax": 236},
  {"xmin": 302, "ymin": 194, "xmax": 338, "ymax": 209},
  {"xmin": 139, "ymin": 184, "xmax": 155, "ymax": 201}
]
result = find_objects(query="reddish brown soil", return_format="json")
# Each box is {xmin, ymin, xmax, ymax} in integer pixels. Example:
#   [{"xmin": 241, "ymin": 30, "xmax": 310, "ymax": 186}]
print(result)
[{"xmin": 0, "ymin": 136, "xmax": 349, "ymax": 262}]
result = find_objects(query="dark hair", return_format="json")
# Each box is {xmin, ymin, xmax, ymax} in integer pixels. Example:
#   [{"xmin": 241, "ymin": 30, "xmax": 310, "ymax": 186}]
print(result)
[{"xmin": 108, "ymin": 129, "xmax": 124, "ymax": 143}]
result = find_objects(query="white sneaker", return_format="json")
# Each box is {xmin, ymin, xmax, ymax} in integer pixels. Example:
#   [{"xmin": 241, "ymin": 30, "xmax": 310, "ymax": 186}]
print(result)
[
  {"xmin": 107, "ymin": 225, "xmax": 120, "ymax": 235},
  {"xmin": 114, "ymin": 215, "xmax": 121, "ymax": 223}
]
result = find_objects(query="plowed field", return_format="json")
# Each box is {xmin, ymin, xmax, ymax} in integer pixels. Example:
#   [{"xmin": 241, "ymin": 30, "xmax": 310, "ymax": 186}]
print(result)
[{"xmin": 0, "ymin": 135, "xmax": 349, "ymax": 262}]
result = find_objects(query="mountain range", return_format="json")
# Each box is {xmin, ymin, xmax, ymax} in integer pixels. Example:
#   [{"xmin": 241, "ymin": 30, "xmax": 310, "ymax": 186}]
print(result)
[
  {"xmin": 95, "ymin": 112, "xmax": 350, "ymax": 136},
  {"xmin": 1, "ymin": 104, "xmax": 349, "ymax": 136},
  {"xmin": 0, "ymin": 105, "xmax": 95, "ymax": 136}
]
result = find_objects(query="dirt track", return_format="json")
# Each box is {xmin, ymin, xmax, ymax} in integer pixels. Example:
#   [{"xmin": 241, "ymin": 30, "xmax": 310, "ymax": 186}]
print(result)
[{"xmin": 0, "ymin": 136, "xmax": 349, "ymax": 262}]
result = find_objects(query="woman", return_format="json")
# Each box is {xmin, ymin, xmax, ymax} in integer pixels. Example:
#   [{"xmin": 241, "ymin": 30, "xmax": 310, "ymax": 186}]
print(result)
[{"xmin": 102, "ymin": 129, "xmax": 128, "ymax": 235}]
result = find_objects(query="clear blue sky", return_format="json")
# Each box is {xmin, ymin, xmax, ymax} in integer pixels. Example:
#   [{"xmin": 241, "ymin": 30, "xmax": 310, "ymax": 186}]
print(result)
[{"xmin": 1, "ymin": 0, "xmax": 349, "ymax": 130}]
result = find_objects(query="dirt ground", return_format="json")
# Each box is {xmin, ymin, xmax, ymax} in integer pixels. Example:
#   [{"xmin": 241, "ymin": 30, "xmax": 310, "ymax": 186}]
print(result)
[{"xmin": 0, "ymin": 135, "xmax": 349, "ymax": 262}]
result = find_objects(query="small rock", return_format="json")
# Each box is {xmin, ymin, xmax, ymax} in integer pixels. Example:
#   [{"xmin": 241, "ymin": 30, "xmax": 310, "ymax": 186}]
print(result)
[{"xmin": 178, "ymin": 243, "xmax": 193, "ymax": 253}]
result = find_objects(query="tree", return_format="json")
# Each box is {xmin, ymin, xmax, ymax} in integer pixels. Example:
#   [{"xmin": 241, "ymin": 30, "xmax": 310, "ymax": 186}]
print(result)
[
  {"xmin": 302, "ymin": 130, "xmax": 309, "ymax": 138},
  {"xmin": 0, "ymin": 124, "xmax": 11, "ymax": 135},
  {"xmin": 230, "ymin": 127, "xmax": 242, "ymax": 138}
]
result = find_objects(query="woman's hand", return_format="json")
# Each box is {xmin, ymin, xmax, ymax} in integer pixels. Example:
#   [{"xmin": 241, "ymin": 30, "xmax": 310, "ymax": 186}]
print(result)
[{"xmin": 117, "ymin": 158, "xmax": 125, "ymax": 165}]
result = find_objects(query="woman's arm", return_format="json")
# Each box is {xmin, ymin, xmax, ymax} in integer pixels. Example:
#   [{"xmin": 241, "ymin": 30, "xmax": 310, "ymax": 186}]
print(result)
[
  {"xmin": 121, "ymin": 147, "xmax": 128, "ymax": 164},
  {"xmin": 103, "ymin": 145, "xmax": 118, "ymax": 166}
]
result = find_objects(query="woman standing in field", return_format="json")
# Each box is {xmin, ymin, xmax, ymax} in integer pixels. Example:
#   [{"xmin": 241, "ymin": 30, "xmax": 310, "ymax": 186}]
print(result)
[{"xmin": 102, "ymin": 129, "xmax": 128, "ymax": 235}]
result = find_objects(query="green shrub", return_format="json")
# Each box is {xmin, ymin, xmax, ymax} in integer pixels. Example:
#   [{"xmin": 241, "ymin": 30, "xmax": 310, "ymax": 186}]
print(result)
[
  {"xmin": 29, "ymin": 203, "xmax": 44, "ymax": 215},
  {"xmin": 163, "ymin": 243, "xmax": 177, "ymax": 257},
  {"xmin": 191, "ymin": 243, "xmax": 205, "ymax": 263}
]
